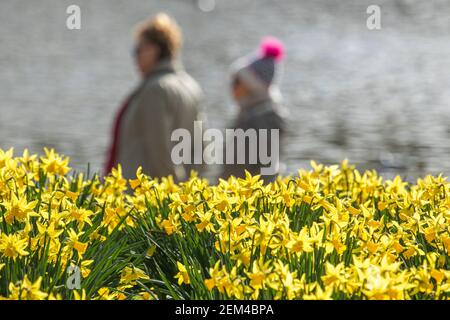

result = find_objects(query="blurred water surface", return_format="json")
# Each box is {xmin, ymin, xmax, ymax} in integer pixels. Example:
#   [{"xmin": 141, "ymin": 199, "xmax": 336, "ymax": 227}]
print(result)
[{"xmin": 0, "ymin": 0, "xmax": 449, "ymax": 180}]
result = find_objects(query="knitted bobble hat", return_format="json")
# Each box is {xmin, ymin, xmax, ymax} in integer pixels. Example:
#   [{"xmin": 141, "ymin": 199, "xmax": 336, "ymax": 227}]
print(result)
[{"xmin": 232, "ymin": 36, "xmax": 285, "ymax": 93}]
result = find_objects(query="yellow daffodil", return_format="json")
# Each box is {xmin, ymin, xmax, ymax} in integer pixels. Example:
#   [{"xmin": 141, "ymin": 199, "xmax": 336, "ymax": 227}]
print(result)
[
  {"xmin": 0, "ymin": 233, "xmax": 29, "ymax": 260},
  {"xmin": 8, "ymin": 276, "xmax": 48, "ymax": 300},
  {"xmin": 175, "ymin": 262, "xmax": 190, "ymax": 285}
]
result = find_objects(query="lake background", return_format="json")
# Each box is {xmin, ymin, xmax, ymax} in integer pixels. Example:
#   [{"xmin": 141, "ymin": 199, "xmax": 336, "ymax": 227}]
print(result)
[{"xmin": 1, "ymin": 0, "xmax": 449, "ymax": 181}]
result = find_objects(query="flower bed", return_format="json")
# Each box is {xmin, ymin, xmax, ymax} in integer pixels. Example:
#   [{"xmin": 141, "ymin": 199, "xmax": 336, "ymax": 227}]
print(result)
[{"xmin": 0, "ymin": 149, "xmax": 449, "ymax": 299}]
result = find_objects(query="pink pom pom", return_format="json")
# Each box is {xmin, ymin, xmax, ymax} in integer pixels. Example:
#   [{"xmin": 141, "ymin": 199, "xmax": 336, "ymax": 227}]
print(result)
[{"xmin": 260, "ymin": 37, "xmax": 285, "ymax": 62}]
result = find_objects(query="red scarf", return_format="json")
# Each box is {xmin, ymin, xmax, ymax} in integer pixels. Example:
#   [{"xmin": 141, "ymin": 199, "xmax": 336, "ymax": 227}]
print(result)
[{"xmin": 104, "ymin": 94, "xmax": 134, "ymax": 175}]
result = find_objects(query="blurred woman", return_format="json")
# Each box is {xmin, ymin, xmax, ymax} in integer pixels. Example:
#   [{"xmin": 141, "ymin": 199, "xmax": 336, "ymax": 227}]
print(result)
[
  {"xmin": 104, "ymin": 13, "xmax": 204, "ymax": 181},
  {"xmin": 221, "ymin": 37, "xmax": 288, "ymax": 183}
]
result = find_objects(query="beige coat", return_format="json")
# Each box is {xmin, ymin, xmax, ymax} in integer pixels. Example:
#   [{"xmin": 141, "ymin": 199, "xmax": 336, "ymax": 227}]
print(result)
[{"xmin": 115, "ymin": 59, "xmax": 204, "ymax": 181}]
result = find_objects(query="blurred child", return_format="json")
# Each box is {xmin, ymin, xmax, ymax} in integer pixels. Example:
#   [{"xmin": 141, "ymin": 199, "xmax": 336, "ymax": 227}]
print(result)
[{"xmin": 221, "ymin": 37, "xmax": 288, "ymax": 183}]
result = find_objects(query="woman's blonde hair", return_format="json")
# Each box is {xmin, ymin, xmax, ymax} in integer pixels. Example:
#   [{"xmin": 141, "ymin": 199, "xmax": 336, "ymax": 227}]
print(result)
[{"xmin": 134, "ymin": 13, "xmax": 183, "ymax": 60}]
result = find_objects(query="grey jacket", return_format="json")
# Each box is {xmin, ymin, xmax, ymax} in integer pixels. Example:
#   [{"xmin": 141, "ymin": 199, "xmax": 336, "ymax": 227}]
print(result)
[
  {"xmin": 221, "ymin": 95, "xmax": 287, "ymax": 183},
  {"xmin": 115, "ymin": 59, "xmax": 204, "ymax": 181}
]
